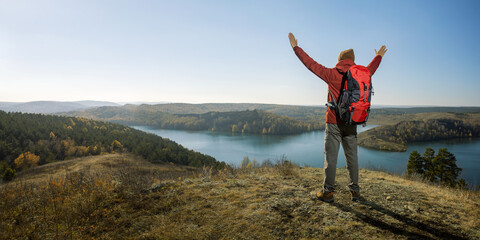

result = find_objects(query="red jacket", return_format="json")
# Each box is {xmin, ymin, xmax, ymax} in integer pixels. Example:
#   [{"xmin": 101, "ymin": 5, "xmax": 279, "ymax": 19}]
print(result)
[{"xmin": 293, "ymin": 46, "xmax": 382, "ymax": 124}]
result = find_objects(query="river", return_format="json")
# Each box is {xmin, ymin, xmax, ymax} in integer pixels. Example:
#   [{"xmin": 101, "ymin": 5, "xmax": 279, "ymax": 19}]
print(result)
[{"xmin": 133, "ymin": 125, "xmax": 480, "ymax": 188}]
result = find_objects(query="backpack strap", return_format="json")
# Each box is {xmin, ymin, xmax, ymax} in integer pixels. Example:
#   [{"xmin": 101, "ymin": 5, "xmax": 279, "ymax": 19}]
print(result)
[
  {"xmin": 326, "ymin": 69, "xmax": 350, "ymax": 113},
  {"xmin": 340, "ymin": 69, "xmax": 348, "ymax": 93},
  {"xmin": 327, "ymin": 89, "xmax": 337, "ymax": 106},
  {"xmin": 330, "ymin": 70, "xmax": 348, "ymax": 105},
  {"xmin": 325, "ymin": 89, "xmax": 337, "ymax": 110}
]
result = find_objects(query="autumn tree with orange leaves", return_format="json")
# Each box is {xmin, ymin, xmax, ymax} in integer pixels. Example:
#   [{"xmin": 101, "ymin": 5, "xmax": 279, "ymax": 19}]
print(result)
[{"xmin": 14, "ymin": 152, "xmax": 40, "ymax": 170}]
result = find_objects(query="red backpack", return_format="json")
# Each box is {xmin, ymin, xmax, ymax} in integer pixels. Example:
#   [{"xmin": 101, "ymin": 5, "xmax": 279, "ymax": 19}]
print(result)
[{"xmin": 327, "ymin": 65, "xmax": 372, "ymax": 126}]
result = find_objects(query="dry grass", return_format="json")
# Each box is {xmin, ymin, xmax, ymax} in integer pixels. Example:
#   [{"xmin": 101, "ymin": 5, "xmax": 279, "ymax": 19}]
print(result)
[
  {"xmin": 1, "ymin": 154, "xmax": 479, "ymax": 239},
  {"xmin": 15, "ymin": 153, "xmax": 199, "ymax": 183}
]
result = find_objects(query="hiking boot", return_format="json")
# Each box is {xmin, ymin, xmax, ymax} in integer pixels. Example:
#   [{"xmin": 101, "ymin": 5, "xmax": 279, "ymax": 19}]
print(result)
[
  {"xmin": 350, "ymin": 191, "xmax": 361, "ymax": 201},
  {"xmin": 317, "ymin": 191, "xmax": 334, "ymax": 203}
]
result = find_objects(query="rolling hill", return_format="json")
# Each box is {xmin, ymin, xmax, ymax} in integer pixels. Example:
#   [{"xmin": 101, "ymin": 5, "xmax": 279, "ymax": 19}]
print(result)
[
  {"xmin": 63, "ymin": 102, "xmax": 327, "ymax": 124},
  {"xmin": 0, "ymin": 110, "xmax": 226, "ymax": 181},
  {"xmin": 62, "ymin": 105, "xmax": 325, "ymax": 134},
  {"xmin": 358, "ymin": 112, "xmax": 480, "ymax": 151},
  {"xmin": 62, "ymin": 103, "xmax": 480, "ymax": 142},
  {"xmin": 63, "ymin": 103, "xmax": 480, "ymax": 126},
  {"xmin": 0, "ymin": 100, "xmax": 120, "ymax": 114}
]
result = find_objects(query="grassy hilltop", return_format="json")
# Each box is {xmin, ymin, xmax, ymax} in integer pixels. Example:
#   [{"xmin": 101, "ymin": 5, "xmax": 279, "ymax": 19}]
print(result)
[{"xmin": 1, "ymin": 153, "xmax": 478, "ymax": 239}]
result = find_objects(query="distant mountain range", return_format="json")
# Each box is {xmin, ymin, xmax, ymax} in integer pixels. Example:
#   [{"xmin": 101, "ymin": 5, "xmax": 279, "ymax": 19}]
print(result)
[
  {"xmin": 0, "ymin": 101, "xmax": 121, "ymax": 114},
  {"xmin": 2, "ymin": 101, "xmax": 479, "ymax": 117}
]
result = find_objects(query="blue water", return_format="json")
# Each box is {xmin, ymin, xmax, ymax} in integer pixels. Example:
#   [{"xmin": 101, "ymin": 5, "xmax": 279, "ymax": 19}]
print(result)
[{"xmin": 133, "ymin": 126, "xmax": 480, "ymax": 188}]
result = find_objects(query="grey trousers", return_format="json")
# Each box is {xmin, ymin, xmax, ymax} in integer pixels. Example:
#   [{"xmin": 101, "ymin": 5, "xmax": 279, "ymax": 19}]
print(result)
[{"xmin": 323, "ymin": 123, "xmax": 359, "ymax": 193}]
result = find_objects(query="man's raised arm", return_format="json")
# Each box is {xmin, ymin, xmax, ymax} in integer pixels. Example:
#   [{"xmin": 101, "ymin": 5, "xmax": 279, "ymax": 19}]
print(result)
[
  {"xmin": 289, "ymin": 32, "xmax": 335, "ymax": 82},
  {"xmin": 367, "ymin": 45, "xmax": 387, "ymax": 76}
]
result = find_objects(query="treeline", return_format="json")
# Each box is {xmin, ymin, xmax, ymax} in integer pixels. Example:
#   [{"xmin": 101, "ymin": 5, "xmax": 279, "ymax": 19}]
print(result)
[
  {"xmin": 358, "ymin": 118, "xmax": 480, "ymax": 151},
  {"xmin": 0, "ymin": 111, "xmax": 226, "ymax": 180},
  {"xmin": 120, "ymin": 103, "xmax": 327, "ymax": 117},
  {"xmin": 151, "ymin": 110, "xmax": 323, "ymax": 134},
  {"xmin": 64, "ymin": 108, "xmax": 324, "ymax": 134}
]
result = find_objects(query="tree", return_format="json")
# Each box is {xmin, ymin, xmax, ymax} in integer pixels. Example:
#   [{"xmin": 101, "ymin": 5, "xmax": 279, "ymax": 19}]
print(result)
[
  {"xmin": 111, "ymin": 140, "xmax": 124, "ymax": 152},
  {"xmin": 14, "ymin": 152, "xmax": 40, "ymax": 170},
  {"xmin": 457, "ymin": 178, "xmax": 467, "ymax": 189},
  {"xmin": 433, "ymin": 148, "xmax": 462, "ymax": 187},
  {"xmin": 0, "ymin": 162, "xmax": 8, "ymax": 174},
  {"xmin": 2, "ymin": 167, "xmax": 16, "ymax": 181},
  {"xmin": 423, "ymin": 148, "xmax": 436, "ymax": 182},
  {"xmin": 49, "ymin": 131, "xmax": 56, "ymax": 140},
  {"xmin": 262, "ymin": 128, "xmax": 267, "ymax": 134},
  {"xmin": 407, "ymin": 150, "xmax": 423, "ymax": 175}
]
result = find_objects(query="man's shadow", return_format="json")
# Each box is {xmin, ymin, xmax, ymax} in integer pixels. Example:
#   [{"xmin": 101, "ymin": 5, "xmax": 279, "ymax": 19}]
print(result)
[{"xmin": 330, "ymin": 199, "xmax": 468, "ymax": 240}]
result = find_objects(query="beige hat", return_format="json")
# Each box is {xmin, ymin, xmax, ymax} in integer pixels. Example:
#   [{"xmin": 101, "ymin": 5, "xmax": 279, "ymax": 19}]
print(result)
[{"xmin": 338, "ymin": 49, "xmax": 355, "ymax": 62}]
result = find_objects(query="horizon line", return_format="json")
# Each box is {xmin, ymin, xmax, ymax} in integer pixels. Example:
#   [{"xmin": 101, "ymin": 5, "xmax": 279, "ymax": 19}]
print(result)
[{"xmin": 0, "ymin": 100, "xmax": 479, "ymax": 108}]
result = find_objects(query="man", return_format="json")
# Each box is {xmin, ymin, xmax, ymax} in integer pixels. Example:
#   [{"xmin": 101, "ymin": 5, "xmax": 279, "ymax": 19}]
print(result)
[{"xmin": 288, "ymin": 32, "xmax": 387, "ymax": 202}]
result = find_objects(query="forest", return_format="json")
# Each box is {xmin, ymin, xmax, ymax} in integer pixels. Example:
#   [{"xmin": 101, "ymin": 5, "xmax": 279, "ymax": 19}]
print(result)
[
  {"xmin": 63, "ymin": 103, "xmax": 480, "ymax": 135},
  {"xmin": 0, "ymin": 111, "xmax": 226, "ymax": 180},
  {"xmin": 63, "ymin": 108, "xmax": 324, "ymax": 134},
  {"xmin": 358, "ymin": 118, "xmax": 480, "ymax": 151},
  {"xmin": 146, "ymin": 110, "xmax": 324, "ymax": 134}
]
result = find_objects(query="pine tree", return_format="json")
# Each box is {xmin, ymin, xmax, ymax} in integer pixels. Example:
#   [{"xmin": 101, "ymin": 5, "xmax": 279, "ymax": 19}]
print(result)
[
  {"xmin": 433, "ymin": 148, "xmax": 462, "ymax": 187},
  {"xmin": 423, "ymin": 148, "xmax": 436, "ymax": 182},
  {"xmin": 407, "ymin": 150, "xmax": 423, "ymax": 175}
]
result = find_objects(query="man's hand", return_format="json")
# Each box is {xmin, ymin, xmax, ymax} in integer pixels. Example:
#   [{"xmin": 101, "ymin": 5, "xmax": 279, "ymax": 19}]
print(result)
[
  {"xmin": 375, "ymin": 45, "xmax": 387, "ymax": 57},
  {"xmin": 288, "ymin": 32, "xmax": 298, "ymax": 48}
]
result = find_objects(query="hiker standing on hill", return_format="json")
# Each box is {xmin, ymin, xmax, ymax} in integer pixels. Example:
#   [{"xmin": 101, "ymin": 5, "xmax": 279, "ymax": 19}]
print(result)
[{"xmin": 288, "ymin": 32, "xmax": 387, "ymax": 202}]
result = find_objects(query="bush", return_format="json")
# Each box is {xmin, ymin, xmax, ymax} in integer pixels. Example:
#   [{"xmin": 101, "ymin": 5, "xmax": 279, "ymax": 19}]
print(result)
[
  {"xmin": 241, "ymin": 156, "xmax": 251, "ymax": 169},
  {"xmin": 1, "ymin": 167, "xmax": 16, "ymax": 181},
  {"xmin": 274, "ymin": 155, "xmax": 298, "ymax": 177}
]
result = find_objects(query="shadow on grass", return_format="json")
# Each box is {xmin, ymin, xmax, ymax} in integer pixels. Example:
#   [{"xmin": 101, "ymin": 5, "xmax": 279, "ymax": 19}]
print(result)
[{"xmin": 331, "ymin": 200, "xmax": 468, "ymax": 240}]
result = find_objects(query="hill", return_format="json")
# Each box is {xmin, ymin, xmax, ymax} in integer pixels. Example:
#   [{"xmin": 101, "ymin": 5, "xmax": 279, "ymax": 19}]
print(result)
[
  {"xmin": 1, "ymin": 153, "xmax": 478, "ymax": 239},
  {"xmin": 63, "ymin": 103, "xmax": 327, "ymax": 126},
  {"xmin": 63, "ymin": 107, "xmax": 324, "ymax": 134},
  {"xmin": 63, "ymin": 103, "xmax": 480, "ymax": 128},
  {"xmin": 367, "ymin": 108, "xmax": 480, "ymax": 126},
  {"xmin": 98, "ymin": 103, "xmax": 480, "ymax": 115},
  {"xmin": 115, "ymin": 103, "xmax": 326, "ymax": 116},
  {"xmin": 63, "ymin": 103, "xmax": 480, "ymax": 126},
  {"xmin": 0, "ymin": 100, "xmax": 120, "ymax": 114},
  {"xmin": 0, "ymin": 111, "xmax": 226, "ymax": 178},
  {"xmin": 358, "ymin": 112, "xmax": 480, "ymax": 151}
]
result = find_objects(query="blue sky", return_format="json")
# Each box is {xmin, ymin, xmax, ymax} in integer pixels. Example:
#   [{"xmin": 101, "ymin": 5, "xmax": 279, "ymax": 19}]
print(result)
[{"xmin": 0, "ymin": 0, "xmax": 479, "ymax": 106}]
